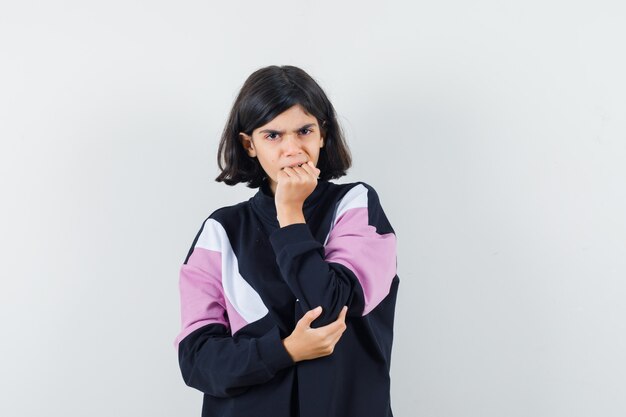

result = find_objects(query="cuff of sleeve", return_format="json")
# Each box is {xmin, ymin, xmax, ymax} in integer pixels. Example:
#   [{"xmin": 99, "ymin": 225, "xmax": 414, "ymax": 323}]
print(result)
[
  {"xmin": 269, "ymin": 223, "xmax": 315, "ymax": 253},
  {"xmin": 257, "ymin": 326, "xmax": 295, "ymax": 373}
]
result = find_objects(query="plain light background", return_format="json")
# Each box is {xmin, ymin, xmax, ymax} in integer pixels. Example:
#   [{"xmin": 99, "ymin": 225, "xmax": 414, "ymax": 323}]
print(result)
[{"xmin": 1, "ymin": 1, "xmax": 625, "ymax": 416}]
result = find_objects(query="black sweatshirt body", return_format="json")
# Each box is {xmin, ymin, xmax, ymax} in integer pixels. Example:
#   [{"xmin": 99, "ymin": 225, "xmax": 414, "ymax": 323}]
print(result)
[{"xmin": 174, "ymin": 178, "xmax": 400, "ymax": 417}]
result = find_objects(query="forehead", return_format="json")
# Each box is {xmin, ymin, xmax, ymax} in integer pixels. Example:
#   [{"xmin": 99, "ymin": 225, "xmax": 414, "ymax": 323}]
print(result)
[{"xmin": 258, "ymin": 104, "xmax": 317, "ymax": 129}]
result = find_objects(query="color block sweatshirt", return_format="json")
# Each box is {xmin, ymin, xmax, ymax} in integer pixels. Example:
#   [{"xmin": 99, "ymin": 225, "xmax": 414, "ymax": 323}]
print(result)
[{"xmin": 174, "ymin": 178, "xmax": 400, "ymax": 417}]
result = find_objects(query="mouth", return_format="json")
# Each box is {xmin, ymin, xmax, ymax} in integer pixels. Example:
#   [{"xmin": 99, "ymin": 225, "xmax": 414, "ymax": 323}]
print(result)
[{"xmin": 284, "ymin": 161, "xmax": 308, "ymax": 169}]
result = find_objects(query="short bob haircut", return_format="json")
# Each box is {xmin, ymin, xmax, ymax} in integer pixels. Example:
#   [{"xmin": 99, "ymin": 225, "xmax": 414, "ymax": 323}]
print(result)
[{"xmin": 215, "ymin": 65, "xmax": 352, "ymax": 189}]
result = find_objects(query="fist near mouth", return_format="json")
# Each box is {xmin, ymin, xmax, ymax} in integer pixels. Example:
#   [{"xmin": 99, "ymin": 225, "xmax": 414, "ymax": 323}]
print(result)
[{"xmin": 275, "ymin": 160, "xmax": 321, "ymax": 218}]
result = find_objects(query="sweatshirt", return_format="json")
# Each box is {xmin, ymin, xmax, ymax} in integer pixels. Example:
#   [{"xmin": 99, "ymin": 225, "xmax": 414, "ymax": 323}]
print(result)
[{"xmin": 174, "ymin": 177, "xmax": 400, "ymax": 417}]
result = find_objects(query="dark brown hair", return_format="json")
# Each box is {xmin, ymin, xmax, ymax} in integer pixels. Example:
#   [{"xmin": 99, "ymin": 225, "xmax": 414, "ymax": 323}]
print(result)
[{"xmin": 215, "ymin": 65, "xmax": 352, "ymax": 188}]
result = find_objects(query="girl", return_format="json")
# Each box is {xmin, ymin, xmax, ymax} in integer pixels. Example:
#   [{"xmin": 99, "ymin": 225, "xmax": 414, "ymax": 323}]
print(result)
[{"xmin": 174, "ymin": 65, "xmax": 400, "ymax": 417}]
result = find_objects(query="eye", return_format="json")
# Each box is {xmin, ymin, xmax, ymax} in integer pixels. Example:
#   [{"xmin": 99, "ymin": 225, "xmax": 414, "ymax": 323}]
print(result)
[
  {"xmin": 300, "ymin": 128, "xmax": 312, "ymax": 135},
  {"xmin": 265, "ymin": 133, "xmax": 279, "ymax": 140}
]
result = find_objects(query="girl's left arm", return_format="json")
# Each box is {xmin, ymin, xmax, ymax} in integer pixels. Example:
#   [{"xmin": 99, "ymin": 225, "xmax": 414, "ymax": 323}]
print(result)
[{"xmin": 269, "ymin": 182, "xmax": 398, "ymax": 327}]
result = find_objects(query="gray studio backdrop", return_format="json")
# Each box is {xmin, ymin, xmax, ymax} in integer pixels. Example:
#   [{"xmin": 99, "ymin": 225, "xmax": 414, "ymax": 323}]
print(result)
[{"xmin": 1, "ymin": 1, "xmax": 625, "ymax": 416}]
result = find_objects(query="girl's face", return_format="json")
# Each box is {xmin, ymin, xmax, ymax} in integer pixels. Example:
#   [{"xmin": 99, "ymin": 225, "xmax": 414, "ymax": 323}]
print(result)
[{"xmin": 239, "ymin": 104, "xmax": 324, "ymax": 195}]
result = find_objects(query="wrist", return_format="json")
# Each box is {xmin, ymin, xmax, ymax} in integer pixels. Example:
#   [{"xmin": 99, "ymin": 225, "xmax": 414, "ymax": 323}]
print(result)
[
  {"xmin": 282, "ymin": 336, "xmax": 299, "ymax": 363},
  {"xmin": 277, "ymin": 205, "xmax": 305, "ymax": 227}
]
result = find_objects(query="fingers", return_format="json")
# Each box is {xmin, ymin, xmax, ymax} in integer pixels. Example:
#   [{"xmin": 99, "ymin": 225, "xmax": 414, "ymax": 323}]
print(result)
[
  {"xmin": 297, "ymin": 306, "xmax": 323, "ymax": 328},
  {"xmin": 291, "ymin": 305, "xmax": 349, "ymax": 361},
  {"xmin": 297, "ymin": 305, "xmax": 348, "ymax": 333},
  {"xmin": 320, "ymin": 306, "xmax": 348, "ymax": 335},
  {"xmin": 327, "ymin": 306, "xmax": 347, "ymax": 328},
  {"xmin": 337, "ymin": 305, "xmax": 348, "ymax": 322},
  {"xmin": 326, "ymin": 307, "xmax": 349, "ymax": 346},
  {"xmin": 328, "ymin": 327, "xmax": 345, "ymax": 349},
  {"xmin": 334, "ymin": 306, "xmax": 348, "ymax": 332},
  {"xmin": 300, "ymin": 161, "xmax": 320, "ymax": 178},
  {"xmin": 282, "ymin": 161, "xmax": 320, "ymax": 180}
]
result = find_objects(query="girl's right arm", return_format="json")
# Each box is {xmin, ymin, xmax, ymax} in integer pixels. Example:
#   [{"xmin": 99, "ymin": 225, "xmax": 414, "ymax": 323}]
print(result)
[
  {"xmin": 175, "ymin": 260, "xmax": 294, "ymax": 399},
  {"xmin": 175, "ymin": 217, "xmax": 348, "ymax": 398}
]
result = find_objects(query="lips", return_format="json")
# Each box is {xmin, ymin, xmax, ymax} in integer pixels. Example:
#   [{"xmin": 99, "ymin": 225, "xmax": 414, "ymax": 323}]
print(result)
[{"xmin": 284, "ymin": 161, "xmax": 307, "ymax": 168}]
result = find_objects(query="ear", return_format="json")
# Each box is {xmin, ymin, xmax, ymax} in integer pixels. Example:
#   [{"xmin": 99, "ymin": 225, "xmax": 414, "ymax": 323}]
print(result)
[
  {"xmin": 320, "ymin": 136, "xmax": 324, "ymax": 148},
  {"xmin": 239, "ymin": 132, "xmax": 256, "ymax": 157}
]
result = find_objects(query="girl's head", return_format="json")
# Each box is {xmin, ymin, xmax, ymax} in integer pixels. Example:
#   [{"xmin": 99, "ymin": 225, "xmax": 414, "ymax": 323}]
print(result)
[{"xmin": 216, "ymin": 65, "xmax": 352, "ymax": 190}]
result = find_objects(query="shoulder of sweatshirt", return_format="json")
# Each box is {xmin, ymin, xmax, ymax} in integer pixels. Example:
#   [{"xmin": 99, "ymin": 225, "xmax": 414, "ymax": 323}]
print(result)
[
  {"xmin": 324, "ymin": 179, "xmax": 383, "ymax": 200},
  {"xmin": 210, "ymin": 200, "xmax": 248, "ymax": 220},
  {"xmin": 333, "ymin": 179, "xmax": 384, "ymax": 195},
  {"xmin": 330, "ymin": 180, "xmax": 395, "ymax": 235}
]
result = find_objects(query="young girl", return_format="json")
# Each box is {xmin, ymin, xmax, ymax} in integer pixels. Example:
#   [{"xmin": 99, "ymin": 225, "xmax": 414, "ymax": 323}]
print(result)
[{"xmin": 174, "ymin": 65, "xmax": 400, "ymax": 417}]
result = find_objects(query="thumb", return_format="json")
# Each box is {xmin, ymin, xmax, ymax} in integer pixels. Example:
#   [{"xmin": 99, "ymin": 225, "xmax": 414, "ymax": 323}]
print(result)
[{"xmin": 298, "ymin": 306, "xmax": 323, "ymax": 328}]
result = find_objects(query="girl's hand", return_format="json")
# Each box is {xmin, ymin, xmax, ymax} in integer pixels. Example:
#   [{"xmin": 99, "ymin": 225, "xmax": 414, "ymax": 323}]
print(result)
[
  {"xmin": 274, "ymin": 161, "xmax": 321, "ymax": 210},
  {"xmin": 282, "ymin": 305, "xmax": 348, "ymax": 363}
]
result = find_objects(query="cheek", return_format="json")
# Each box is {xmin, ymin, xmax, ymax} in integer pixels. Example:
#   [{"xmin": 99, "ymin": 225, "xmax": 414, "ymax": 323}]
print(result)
[{"xmin": 260, "ymin": 157, "xmax": 279, "ymax": 172}]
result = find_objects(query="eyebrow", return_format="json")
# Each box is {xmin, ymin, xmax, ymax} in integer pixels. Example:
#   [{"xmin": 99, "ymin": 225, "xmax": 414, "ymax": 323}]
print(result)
[{"xmin": 258, "ymin": 123, "xmax": 317, "ymax": 134}]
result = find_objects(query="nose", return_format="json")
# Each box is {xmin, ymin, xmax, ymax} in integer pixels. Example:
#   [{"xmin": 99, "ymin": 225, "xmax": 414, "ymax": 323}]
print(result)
[{"xmin": 282, "ymin": 133, "xmax": 303, "ymax": 156}]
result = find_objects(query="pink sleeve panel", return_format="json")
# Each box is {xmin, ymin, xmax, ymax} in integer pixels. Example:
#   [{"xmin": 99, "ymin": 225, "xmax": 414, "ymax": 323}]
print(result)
[
  {"xmin": 174, "ymin": 248, "xmax": 230, "ymax": 348},
  {"xmin": 323, "ymin": 185, "xmax": 397, "ymax": 316}
]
